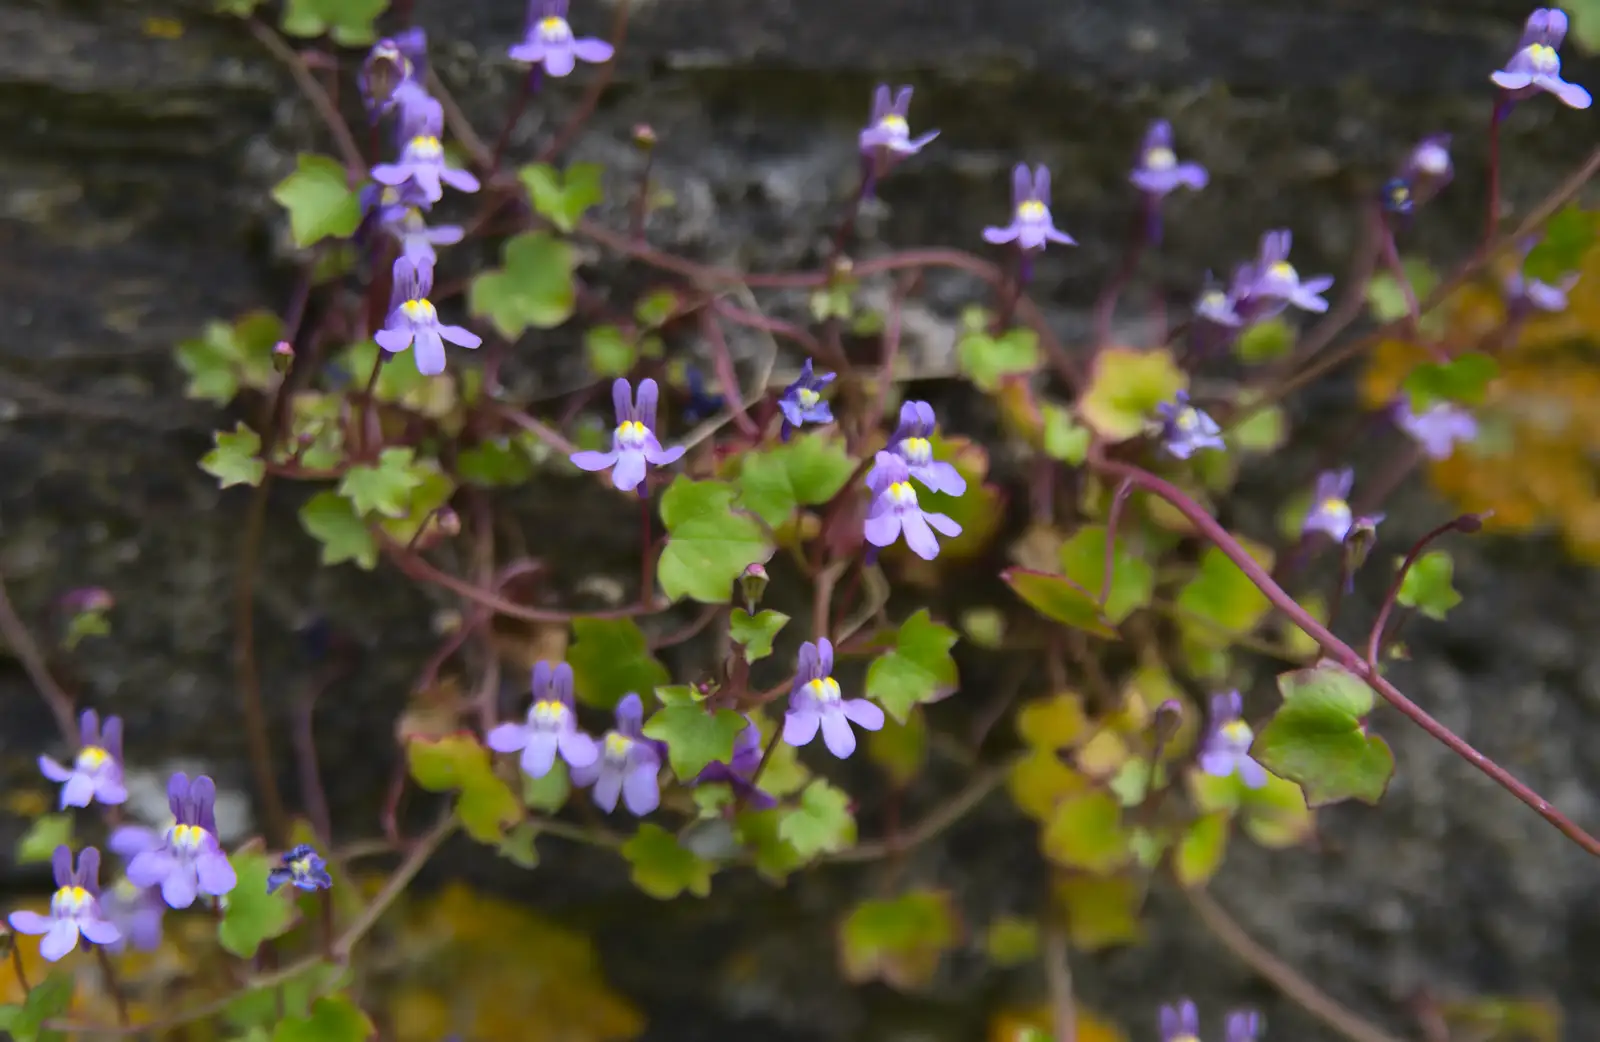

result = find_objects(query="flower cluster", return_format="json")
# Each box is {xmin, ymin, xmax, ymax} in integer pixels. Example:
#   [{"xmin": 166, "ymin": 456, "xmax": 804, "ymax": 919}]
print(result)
[
  {"xmin": 113, "ymin": 773, "xmax": 237, "ymax": 910},
  {"xmin": 863, "ymin": 401, "xmax": 967, "ymax": 560},
  {"xmin": 361, "ymin": 30, "xmax": 482, "ymax": 376}
]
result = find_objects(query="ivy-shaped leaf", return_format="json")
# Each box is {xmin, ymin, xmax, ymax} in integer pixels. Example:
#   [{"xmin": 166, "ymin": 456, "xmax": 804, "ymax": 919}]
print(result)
[
  {"xmin": 1396, "ymin": 550, "xmax": 1463, "ymax": 621},
  {"xmin": 1043, "ymin": 405, "xmax": 1091, "ymax": 464},
  {"xmin": 864, "ymin": 609, "xmax": 959, "ymax": 723},
  {"xmin": 958, "ymin": 326, "xmax": 1040, "ymax": 392},
  {"xmin": 15, "ymin": 814, "xmax": 72, "ymax": 865},
  {"xmin": 520, "ymin": 162, "xmax": 605, "ymax": 233},
  {"xmin": 728, "ymin": 609, "xmax": 788, "ymax": 662},
  {"xmin": 621, "ymin": 823, "xmax": 713, "ymax": 899},
  {"xmin": 406, "ymin": 733, "xmax": 524, "ymax": 842},
  {"xmin": 456, "ymin": 438, "xmax": 535, "ymax": 487},
  {"xmin": 219, "ymin": 846, "xmax": 298, "ymax": 958},
  {"xmin": 271, "ymin": 154, "xmax": 361, "ymax": 247},
  {"xmin": 584, "ymin": 324, "xmax": 636, "ymax": 378},
  {"xmin": 1403, "ymin": 352, "xmax": 1497, "ymax": 410},
  {"xmin": 1173, "ymin": 811, "xmax": 1229, "ymax": 887},
  {"xmin": 1078, "ymin": 346, "xmax": 1185, "ymax": 442},
  {"xmin": 656, "ymin": 478, "xmax": 773, "ymax": 604},
  {"xmin": 779, "ymin": 779, "xmax": 856, "ymax": 858},
  {"xmin": 201, "ymin": 423, "xmax": 267, "ymax": 489},
  {"xmin": 567, "ymin": 617, "xmax": 670, "ymax": 710},
  {"xmin": 1058, "ymin": 526, "xmax": 1154, "ymax": 625},
  {"xmin": 468, "ymin": 232, "xmax": 577, "ymax": 339},
  {"xmin": 0, "ymin": 968, "xmax": 74, "ymax": 1042},
  {"xmin": 1002, "ymin": 568, "xmax": 1117, "ymax": 639},
  {"xmin": 1175, "ymin": 540, "xmax": 1274, "ymax": 646},
  {"xmin": 1254, "ymin": 662, "xmax": 1394, "ymax": 807},
  {"xmin": 734, "ymin": 808, "xmax": 809, "ymax": 883},
  {"xmin": 735, "ymin": 432, "xmax": 857, "ymax": 529},
  {"xmin": 176, "ymin": 312, "xmax": 284, "ymax": 404},
  {"xmin": 838, "ymin": 889, "xmax": 962, "ymax": 990},
  {"xmin": 1052, "ymin": 876, "xmax": 1144, "ymax": 951},
  {"xmin": 299, "ymin": 491, "xmax": 378, "ymax": 570},
  {"xmin": 280, "ymin": 0, "xmax": 388, "ymax": 45},
  {"xmin": 1040, "ymin": 791, "xmax": 1129, "ymax": 872},
  {"xmin": 642, "ymin": 704, "xmax": 748, "ymax": 780},
  {"xmin": 338, "ymin": 447, "xmax": 426, "ymax": 518},
  {"xmin": 1523, "ymin": 204, "xmax": 1597, "ymax": 283},
  {"xmin": 272, "ymin": 993, "xmax": 375, "ymax": 1042}
]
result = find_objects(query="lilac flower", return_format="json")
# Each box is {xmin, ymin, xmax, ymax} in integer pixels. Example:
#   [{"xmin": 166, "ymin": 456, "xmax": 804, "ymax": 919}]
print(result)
[
  {"xmin": 359, "ymin": 34, "xmax": 425, "ymax": 119},
  {"xmin": 863, "ymin": 451, "xmax": 961, "ymax": 561},
  {"xmin": 8, "ymin": 846, "xmax": 120, "ymax": 962},
  {"xmin": 1160, "ymin": 999, "xmax": 1202, "ymax": 1042},
  {"xmin": 267, "ymin": 845, "xmax": 333, "ymax": 894},
  {"xmin": 885, "ymin": 401, "xmax": 967, "ymax": 495},
  {"xmin": 693, "ymin": 718, "xmax": 777, "ymax": 810},
  {"xmin": 488, "ymin": 661, "xmax": 598, "ymax": 778},
  {"xmin": 858, "ymin": 85, "xmax": 939, "ymax": 165},
  {"xmin": 124, "ymin": 773, "xmax": 238, "ymax": 909},
  {"xmin": 778, "ymin": 359, "xmax": 836, "ymax": 440},
  {"xmin": 1491, "ymin": 9, "xmax": 1591, "ymax": 109},
  {"xmin": 570, "ymin": 378, "xmax": 687, "ymax": 493},
  {"xmin": 392, "ymin": 82, "xmax": 445, "ymax": 150},
  {"xmin": 1236, "ymin": 230, "xmax": 1334, "ymax": 314},
  {"xmin": 1130, "ymin": 121, "xmax": 1208, "ymax": 198},
  {"xmin": 782, "ymin": 639, "xmax": 884, "ymax": 759},
  {"xmin": 510, "ymin": 0, "xmax": 615, "ymax": 77},
  {"xmin": 571, "ymin": 694, "xmax": 664, "ymax": 816},
  {"xmin": 1393, "ymin": 398, "xmax": 1478, "ymax": 460},
  {"xmin": 1302, "ymin": 468, "xmax": 1356, "ymax": 542},
  {"xmin": 1194, "ymin": 279, "xmax": 1244, "ymax": 328},
  {"xmin": 375, "ymin": 266, "xmax": 481, "ymax": 376},
  {"xmin": 1155, "ymin": 393, "xmax": 1225, "ymax": 459},
  {"xmin": 370, "ymin": 106, "xmax": 480, "ymax": 204},
  {"xmin": 1225, "ymin": 1010, "xmax": 1263, "ymax": 1042},
  {"xmin": 102, "ymin": 878, "xmax": 164, "ymax": 953},
  {"xmin": 1198, "ymin": 692, "xmax": 1268, "ymax": 788},
  {"xmin": 1406, "ymin": 133, "xmax": 1454, "ymax": 186},
  {"xmin": 387, "ymin": 207, "xmax": 464, "ymax": 287},
  {"xmin": 39, "ymin": 709, "xmax": 127, "ymax": 809},
  {"xmin": 1506, "ymin": 269, "xmax": 1580, "ymax": 312},
  {"xmin": 983, "ymin": 164, "xmax": 1076, "ymax": 251}
]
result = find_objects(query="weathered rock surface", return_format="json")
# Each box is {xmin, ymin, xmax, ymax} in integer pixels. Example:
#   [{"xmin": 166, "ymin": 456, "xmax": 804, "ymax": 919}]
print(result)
[{"xmin": 2, "ymin": 0, "xmax": 1599, "ymax": 1040}]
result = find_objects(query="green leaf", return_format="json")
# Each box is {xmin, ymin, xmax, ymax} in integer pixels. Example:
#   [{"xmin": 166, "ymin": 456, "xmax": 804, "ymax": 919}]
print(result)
[
  {"xmin": 1078, "ymin": 346, "xmax": 1185, "ymax": 441},
  {"xmin": 338, "ymin": 447, "xmax": 425, "ymax": 518},
  {"xmin": 1524, "ymin": 204, "xmax": 1597, "ymax": 283},
  {"xmin": 657, "ymin": 478, "xmax": 773, "ymax": 604},
  {"xmin": 982, "ymin": 915, "xmax": 1040, "ymax": 966},
  {"xmin": 1175, "ymin": 541, "xmax": 1274, "ymax": 646},
  {"xmin": 1228, "ymin": 401, "xmax": 1288, "ymax": 455},
  {"xmin": 219, "ymin": 847, "xmax": 297, "ymax": 957},
  {"xmin": 373, "ymin": 461, "xmax": 456, "ymax": 547},
  {"xmin": 1403, "ymin": 352, "xmax": 1498, "ymax": 410},
  {"xmin": 280, "ymin": 0, "xmax": 388, "ymax": 45},
  {"xmin": 567, "ymin": 617, "xmax": 670, "ymax": 710},
  {"xmin": 864, "ymin": 609, "xmax": 959, "ymax": 724},
  {"xmin": 1396, "ymin": 550, "xmax": 1462, "ymax": 621},
  {"xmin": 0, "ymin": 969, "xmax": 74, "ymax": 1042},
  {"xmin": 16, "ymin": 814, "xmax": 72, "ymax": 865},
  {"xmin": 838, "ymin": 888, "xmax": 961, "ymax": 990},
  {"xmin": 498, "ymin": 822, "xmax": 542, "ymax": 868},
  {"xmin": 728, "ymin": 609, "xmax": 788, "ymax": 662},
  {"xmin": 779, "ymin": 779, "xmax": 856, "ymax": 858},
  {"xmin": 1052, "ymin": 876, "xmax": 1143, "ymax": 951},
  {"xmin": 1234, "ymin": 316, "xmax": 1294, "ymax": 363},
  {"xmin": 1042, "ymin": 405, "xmax": 1090, "ymax": 464},
  {"xmin": 1058, "ymin": 526, "xmax": 1154, "ymax": 624},
  {"xmin": 1574, "ymin": 0, "xmax": 1600, "ymax": 53},
  {"xmin": 272, "ymin": 993, "xmax": 374, "ymax": 1042},
  {"xmin": 468, "ymin": 232, "xmax": 577, "ymax": 339},
  {"xmin": 176, "ymin": 312, "xmax": 284, "ymax": 404},
  {"xmin": 734, "ymin": 808, "xmax": 809, "ymax": 882},
  {"xmin": 735, "ymin": 432, "xmax": 857, "ymax": 529},
  {"xmin": 215, "ymin": 0, "xmax": 266, "ymax": 16},
  {"xmin": 456, "ymin": 438, "xmax": 534, "ymax": 487},
  {"xmin": 584, "ymin": 324, "xmax": 636, "ymax": 378},
  {"xmin": 643, "ymin": 704, "xmax": 747, "ymax": 780},
  {"xmin": 1173, "ymin": 811, "xmax": 1229, "ymax": 887},
  {"xmin": 957, "ymin": 326, "xmax": 1040, "ymax": 392},
  {"xmin": 621, "ymin": 823, "xmax": 713, "ymax": 899},
  {"xmin": 62, "ymin": 606, "xmax": 111, "ymax": 651},
  {"xmin": 1002, "ymin": 568, "xmax": 1117, "ymax": 639},
  {"xmin": 1040, "ymin": 791, "xmax": 1129, "ymax": 872},
  {"xmin": 1367, "ymin": 259, "xmax": 1440, "ymax": 323},
  {"xmin": 299, "ymin": 491, "xmax": 378, "ymax": 570},
  {"xmin": 635, "ymin": 289, "xmax": 681, "ymax": 328},
  {"xmin": 867, "ymin": 709, "xmax": 927, "ymax": 788},
  {"xmin": 271, "ymin": 154, "xmax": 360, "ymax": 247},
  {"xmin": 1254, "ymin": 662, "xmax": 1394, "ymax": 807},
  {"xmin": 519, "ymin": 162, "xmax": 605, "ymax": 234},
  {"xmin": 521, "ymin": 760, "xmax": 570, "ymax": 813},
  {"xmin": 406, "ymin": 734, "xmax": 523, "ymax": 842},
  {"xmin": 201, "ymin": 423, "xmax": 267, "ymax": 489}
]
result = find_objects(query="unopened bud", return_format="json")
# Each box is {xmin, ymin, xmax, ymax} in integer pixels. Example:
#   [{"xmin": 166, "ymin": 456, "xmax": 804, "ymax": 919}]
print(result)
[
  {"xmin": 272, "ymin": 340, "xmax": 295, "ymax": 374},
  {"xmin": 632, "ymin": 123, "xmax": 657, "ymax": 151},
  {"xmin": 739, "ymin": 562, "xmax": 769, "ymax": 612},
  {"xmin": 432, "ymin": 507, "xmax": 461, "ymax": 538},
  {"xmin": 1342, "ymin": 513, "xmax": 1385, "ymax": 585}
]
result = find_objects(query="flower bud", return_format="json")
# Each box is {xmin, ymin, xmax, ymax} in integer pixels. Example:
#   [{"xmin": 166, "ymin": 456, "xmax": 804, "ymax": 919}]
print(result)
[
  {"xmin": 272, "ymin": 340, "xmax": 295, "ymax": 374},
  {"xmin": 739, "ymin": 562, "xmax": 769, "ymax": 613},
  {"xmin": 632, "ymin": 123, "xmax": 657, "ymax": 151}
]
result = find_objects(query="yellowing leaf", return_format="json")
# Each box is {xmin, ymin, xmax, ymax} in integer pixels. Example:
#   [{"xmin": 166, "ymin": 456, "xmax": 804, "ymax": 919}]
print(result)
[
  {"xmin": 838, "ymin": 889, "xmax": 962, "ymax": 990},
  {"xmin": 1053, "ymin": 876, "xmax": 1145, "ymax": 951},
  {"xmin": 1078, "ymin": 346, "xmax": 1185, "ymax": 441}
]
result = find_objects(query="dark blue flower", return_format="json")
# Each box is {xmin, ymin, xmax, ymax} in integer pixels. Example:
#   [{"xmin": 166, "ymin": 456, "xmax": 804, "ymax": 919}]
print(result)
[
  {"xmin": 267, "ymin": 845, "xmax": 333, "ymax": 894},
  {"xmin": 1155, "ymin": 393, "xmax": 1225, "ymax": 459},
  {"xmin": 778, "ymin": 359, "xmax": 835, "ymax": 439},
  {"xmin": 682, "ymin": 366, "xmax": 725, "ymax": 424}
]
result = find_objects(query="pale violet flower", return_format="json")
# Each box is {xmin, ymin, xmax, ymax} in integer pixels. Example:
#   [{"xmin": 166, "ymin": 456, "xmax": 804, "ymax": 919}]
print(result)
[
  {"xmin": 983, "ymin": 163, "xmax": 1076, "ymax": 251},
  {"xmin": 1198, "ymin": 692, "xmax": 1268, "ymax": 789},
  {"xmin": 1303, "ymin": 468, "xmax": 1355, "ymax": 542},
  {"xmin": 488, "ymin": 661, "xmax": 598, "ymax": 778},
  {"xmin": 8, "ymin": 846, "xmax": 121, "ymax": 961},
  {"xmin": 782, "ymin": 639, "xmax": 884, "ymax": 759},
  {"xmin": 571, "ymin": 378, "xmax": 686, "ymax": 494},
  {"xmin": 39, "ymin": 709, "xmax": 127, "ymax": 809},
  {"xmin": 1491, "ymin": 8, "xmax": 1591, "ymax": 109},
  {"xmin": 863, "ymin": 451, "xmax": 961, "ymax": 561},
  {"xmin": 510, "ymin": 0, "xmax": 615, "ymax": 77},
  {"xmin": 571, "ymin": 693, "xmax": 664, "ymax": 816}
]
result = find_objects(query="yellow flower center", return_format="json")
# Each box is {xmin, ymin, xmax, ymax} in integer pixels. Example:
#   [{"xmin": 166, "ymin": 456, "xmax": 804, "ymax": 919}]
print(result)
[
  {"xmin": 900, "ymin": 436, "xmax": 932, "ymax": 465},
  {"xmin": 1527, "ymin": 43, "xmax": 1559, "ymax": 72},
  {"xmin": 604, "ymin": 732, "xmax": 634, "ymax": 759},
  {"xmin": 172, "ymin": 823, "xmax": 206, "ymax": 851},
  {"xmin": 806, "ymin": 676, "xmax": 842, "ymax": 703},
  {"xmin": 1175, "ymin": 407, "xmax": 1200, "ymax": 432},
  {"xmin": 1268, "ymin": 261, "xmax": 1296, "ymax": 281},
  {"xmin": 77, "ymin": 745, "xmax": 109, "ymax": 769},
  {"xmin": 1220, "ymin": 719, "xmax": 1254, "ymax": 745},
  {"xmin": 1201, "ymin": 290, "xmax": 1228, "ymax": 310},
  {"xmin": 1321, "ymin": 497, "xmax": 1350, "ymax": 516},
  {"xmin": 889, "ymin": 481, "xmax": 918, "ymax": 507},
  {"xmin": 1017, "ymin": 200, "xmax": 1047, "ymax": 222},
  {"xmin": 616, "ymin": 419, "xmax": 648, "ymax": 443},
  {"xmin": 1172, "ymin": 1035, "xmax": 1201, "ymax": 1042},
  {"xmin": 409, "ymin": 135, "xmax": 443, "ymax": 159},
  {"xmin": 1144, "ymin": 146, "xmax": 1177, "ymax": 170},
  {"xmin": 291, "ymin": 855, "xmax": 313, "ymax": 877},
  {"xmin": 796, "ymin": 387, "xmax": 820, "ymax": 408},
  {"xmin": 539, "ymin": 15, "xmax": 572, "ymax": 39},
  {"xmin": 400, "ymin": 298, "xmax": 437, "ymax": 322},
  {"xmin": 532, "ymin": 699, "xmax": 569, "ymax": 727},
  {"xmin": 877, "ymin": 114, "xmax": 908, "ymax": 136},
  {"xmin": 52, "ymin": 886, "xmax": 91, "ymax": 915}
]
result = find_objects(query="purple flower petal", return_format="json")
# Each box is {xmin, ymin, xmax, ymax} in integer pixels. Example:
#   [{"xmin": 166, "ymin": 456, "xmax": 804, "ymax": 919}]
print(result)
[
  {"xmin": 783, "ymin": 707, "xmax": 821, "ymax": 747},
  {"xmin": 820, "ymin": 712, "xmax": 857, "ymax": 758}
]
